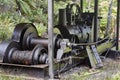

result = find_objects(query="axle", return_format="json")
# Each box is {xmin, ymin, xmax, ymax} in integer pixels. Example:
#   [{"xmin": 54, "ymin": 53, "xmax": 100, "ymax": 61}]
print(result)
[{"xmin": 31, "ymin": 38, "xmax": 48, "ymax": 47}]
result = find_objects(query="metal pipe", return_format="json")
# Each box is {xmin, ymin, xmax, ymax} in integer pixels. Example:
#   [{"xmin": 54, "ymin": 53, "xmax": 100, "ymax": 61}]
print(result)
[
  {"xmin": 94, "ymin": 0, "xmax": 98, "ymax": 42},
  {"xmin": 31, "ymin": 38, "xmax": 48, "ymax": 47},
  {"xmin": 116, "ymin": 0, "xmax": 120, "ymax": 50},
  {"xmin": 59, "ymin": 9, "xmax": 67, "ymax": 26},
  {"xmin": 48, "ymin": 0, "xmax": 54, "ymax": 79},
  {"xmin": 80, "ymin": 0, "xmax": 83, "ymax": 12}
]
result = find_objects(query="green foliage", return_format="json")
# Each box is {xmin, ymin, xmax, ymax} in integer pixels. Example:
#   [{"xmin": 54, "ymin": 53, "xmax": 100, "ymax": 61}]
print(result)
[
  {"xmin": 0, "ymin": 0, "xmax": 13, "ymax": 4},
  {"xmin": 0, "ymin": 0, "xmax": 48, "ymax": 40},
  {"xmin": 99, "ymin": 0, "xmax": 117, "ymax": 28},
  {"xmin": 19, "ymin": 0, "xmax": 32, "ymax": 15},
  {"xmin": 0, "ymin": 0, "xmax": 72, "ymax": 40},
  {"xmin": 112, "ymin": 73, "xmax": 120, "ymax": 80},
  {"xmin": 0, "ymin": 0, "xmax": 118, "ymax": 40},
  {"xmin": 0, "ymin": 76, "xmax": 24, "ymax": 80}
]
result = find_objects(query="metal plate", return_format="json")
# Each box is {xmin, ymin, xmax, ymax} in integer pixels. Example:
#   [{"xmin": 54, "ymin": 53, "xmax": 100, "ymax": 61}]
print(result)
[
  {"xmin": 0, "ymin": 62, "xmax": 48, "ymax": 69},
  {"xmin": 0, "ymin": 62, "xmax": 48, "ymax": 80}
]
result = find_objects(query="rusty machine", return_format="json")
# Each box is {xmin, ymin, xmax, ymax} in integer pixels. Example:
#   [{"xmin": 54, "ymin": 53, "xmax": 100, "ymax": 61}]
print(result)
[{"xmin": 0, "ymin": 0, "xmax": 119, "ymax": 79}]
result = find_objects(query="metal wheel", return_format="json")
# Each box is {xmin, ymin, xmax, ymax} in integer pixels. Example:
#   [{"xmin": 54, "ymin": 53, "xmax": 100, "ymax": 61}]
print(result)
[
  {"xmin": 32, "ymin": 44, "xmax": 48, "ymax": 64},
  {"xmin": 12, "ymin": 23, "xmax": 38, "ymax": 50},
  {"xmin": 0, "ymin": 41, "xmax": 20, "ymax": 63},
  {"xmin": 53, "ymin": 34, "xmax": 63, "ymax": 58}
]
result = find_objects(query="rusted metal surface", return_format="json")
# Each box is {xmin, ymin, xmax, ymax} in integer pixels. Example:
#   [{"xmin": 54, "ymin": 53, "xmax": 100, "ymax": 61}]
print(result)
[
  {"xmin": 10, "ymin": 45, "xmax": 48, "ymax": 65},
  {"xmin": 0, "ymin": 41, "xmax": 48, "ymax": 65},
  {"xmin": 11, "ymin": 23, "xmax": 63, "ymax": 57}
]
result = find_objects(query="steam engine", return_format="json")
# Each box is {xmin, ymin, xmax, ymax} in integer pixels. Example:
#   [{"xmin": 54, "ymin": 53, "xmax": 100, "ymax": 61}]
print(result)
[
  {"xmin": 56, "ymin": 4, "xmax": 93, "ymax": 43},
  {"xmin": 0, "ymin": 3, "xmax": 114, "ymax": 72}
]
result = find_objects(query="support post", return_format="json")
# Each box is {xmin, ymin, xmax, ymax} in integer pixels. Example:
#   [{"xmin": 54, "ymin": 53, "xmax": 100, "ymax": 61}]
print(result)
[
  {"xmin": 80, "ymin": 0, "xmax": 83, "ymax": 12},
  {"xmin": 116, "ymin": 0, "xmax": 120, "ymax": 50},
  {"xmin": 48, "ymin": 0, "xmax": 54, "ymax": 79},
  {"xmin": 94, "ymin": 0, "xmax": 98, "ymax": 42}
]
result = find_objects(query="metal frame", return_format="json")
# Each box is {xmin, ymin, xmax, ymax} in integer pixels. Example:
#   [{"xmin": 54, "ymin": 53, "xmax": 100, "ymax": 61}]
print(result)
[{"xmin": 116, "ymin": 0, "xmax": 120, "ymax": 50}]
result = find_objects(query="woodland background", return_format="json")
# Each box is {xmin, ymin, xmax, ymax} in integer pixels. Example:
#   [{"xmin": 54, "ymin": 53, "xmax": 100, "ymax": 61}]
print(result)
[
  {"xmin": 0, "ymin": 0, "xmax": 119, "ymax": 80},
  {"xmin": 0, "ymin": 0, "xmax": 117, "ymax": 40}
]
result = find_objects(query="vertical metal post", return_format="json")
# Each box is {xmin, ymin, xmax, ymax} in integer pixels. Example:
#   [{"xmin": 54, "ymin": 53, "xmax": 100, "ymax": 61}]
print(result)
[
  {"xmin": 48, "ymin": 0, "xmax": 54, "ymax": 79},
  {"xmin": 116, "ymin": 0, "xmax": 120, "ymax": 50},
  {"xmin": 59, "ymin": 9, "xmax": 67, "ymax": 26},
  {"xmin": 94, "ymin": 0, "xmax": 98, "ymax": 42},
  {"xmin": 80, "ymin": 0, "xmax": 83, "ymax": 12}
]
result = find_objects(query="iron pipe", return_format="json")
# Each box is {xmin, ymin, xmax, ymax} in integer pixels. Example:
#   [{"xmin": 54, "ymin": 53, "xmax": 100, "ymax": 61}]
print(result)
[
  {"xmin": 30, "ymin": 38, "xmax": 48, "ymax": 47},
  {"xmin": 116, "ymin": 0, "xmax": 120, "ymax": 50},
  {"xmin": 94, "ymin": 0, "xmax": 98, "ymax": 42},
  {"xmin": 59, "ymin": 9, "xmax": 67, "ymax": 26}
]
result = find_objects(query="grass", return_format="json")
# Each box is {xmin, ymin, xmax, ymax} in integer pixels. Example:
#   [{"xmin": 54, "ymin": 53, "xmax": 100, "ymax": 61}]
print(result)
[
  {"xmin": 62, "ymin": 69, "xmax": 120, "ymax": 80},
  {"xmin": 0, "ymin": 75, "xmax": 24, "ymax": 80},
  {"xmin": 62, "ymin": 58, "xmax": 120, "ymax": 80}
]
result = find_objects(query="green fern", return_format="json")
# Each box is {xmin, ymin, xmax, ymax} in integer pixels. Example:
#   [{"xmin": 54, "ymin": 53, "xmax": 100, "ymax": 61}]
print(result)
[{"xmin": 19, "ymin": 0, "xmax": 32, "ymax": 15}]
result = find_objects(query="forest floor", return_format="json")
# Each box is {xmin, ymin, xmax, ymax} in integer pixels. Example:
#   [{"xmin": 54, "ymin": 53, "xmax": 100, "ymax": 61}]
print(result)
[{"xmin": 61, "ymin": 58, "xmax": 120, "ymax": 80}]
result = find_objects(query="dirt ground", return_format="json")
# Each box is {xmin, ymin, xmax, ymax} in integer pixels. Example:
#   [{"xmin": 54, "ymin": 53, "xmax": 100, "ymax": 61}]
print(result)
[{"xmin": 61, "ymin": 58, "xmax": 120, "ymax": 80}]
